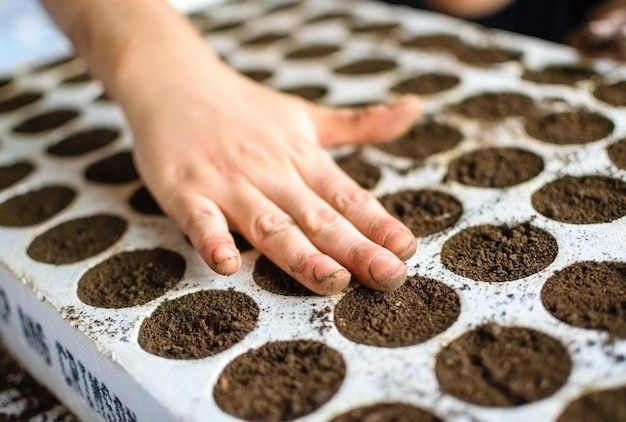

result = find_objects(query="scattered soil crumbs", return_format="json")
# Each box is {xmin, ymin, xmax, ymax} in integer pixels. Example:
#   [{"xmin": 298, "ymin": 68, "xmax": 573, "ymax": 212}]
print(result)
[
  {"xmin": 557, "ymin": 386, "xmax": 626, "ymax": 422},
  {"xmin": 334, "ymin": 58, "xmax": 397, "ymax": 75},
  {"xmin": 441, "ymin": 223, "xmax": 558, "ymax": 282},
  {"xmin": 531, "ymin": 175, "xmax": 626, "ymax": 224},
  {"xmin": 84, "ymin": 150, "xmax": 139, "ymax": 184},
  {"xmin": 309, "ymin": 306, "xmax": 333, "ymax": 335},
  {"xmin": 27, "ymin": 214, "xmax": 126, "ymax": 264},
  {"xmin": 77, "ymin": 248, "xmax": 186, "ymax": 308},
  {"xmin": 330, "ymin": 403, "xmax": 442, "ymax": 422},
  {"xmin": 525, "ymin": 110, "xmax": 613, "ymax": 145},
  {"xmin": 0, "ymin": 91, "xmax": 42, "ymax": 113},
  {"xmin": 452, "ymin": 92, "xmax": 536, "ymax": 119},
  {"xmin": 281, "ymin": 84, "xmax": 328, "ymax": 101},
  {"xmin": 138, "ymin": 290, "xmax": 259, "ymax": 359},
  {"xmin": 0, "ymin": 161, "xmax": 34, "ymax": 191},
  {"xmin": 12, "ymin": 109, "xmax": 79, "ymax": 134},
  {"xmin": 435, "ymin": 324, "xmax": 571, "ymax": 406},
  {"xmin": 379, "ymin": 189, "xmax": 462, "ymax": 237},
  {"xmin": 285, "ymin": 44, "xmax": 340, "ymax": 60},
  {"xmin": 47, "ymin": 128, "xmax": 119, "ymax": 157},
  {"xmin": 129, "ymin": 186, "xmax": 164, "ymax": 216},
  {"xmin": 541, "ymin": 261, "xmax": 626, "ymax": 338},
  {"xmin": 252, "ymin": 255, "xmax": 316, "ymax": 296},
  {"xmin": 390, "ymin": 73, "xmax": 460, "ymax": 96},
  {"xmin": 522, "ymin": 65, "xmax": 597, "ymax": 85},
  {"xmin": 608, "ymin": 138, "xmax": 626, "ymax": 169},
  {"xmin": 594, "ymin": 80, "xmax": 626, "ymax": 106},
  {"xmin": 335, "ymin": 276, "xmax": 460, "ymax": 347},
  {"xmin": 0, "ymin": 185, "xmax": 76, "ymax": 227},
  {"xmin": 214, "ymin": 340, "xmax": 345, "ymax": 421},
  {"xmin": 335, "ymin": 150, "xmax": 381, "ymax": 190},
  {"xmin": 376, "ymin": 121, "xmax": 463, "ymax": 160},
  {"xmin": 446, "ymin": 147, "xmax": 544, "ymax": 188}
]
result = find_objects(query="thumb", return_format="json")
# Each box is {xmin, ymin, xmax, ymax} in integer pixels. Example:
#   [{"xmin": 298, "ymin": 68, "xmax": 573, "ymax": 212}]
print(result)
[{"xmin": 309, "ymin": 95, "xmax": 422, "ymax": 147}]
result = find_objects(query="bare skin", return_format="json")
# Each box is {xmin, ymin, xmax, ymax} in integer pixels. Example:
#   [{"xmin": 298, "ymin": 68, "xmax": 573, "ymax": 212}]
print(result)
[{"xmin": 40, "ymin": 0, "xmax": 422, "ymax": 295}]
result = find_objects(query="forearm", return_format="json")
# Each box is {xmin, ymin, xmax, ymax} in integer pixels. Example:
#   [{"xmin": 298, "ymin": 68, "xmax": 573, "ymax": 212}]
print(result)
[{"xmin": 425, "ymin": 0, "xmax": 515, "ymax": 18}]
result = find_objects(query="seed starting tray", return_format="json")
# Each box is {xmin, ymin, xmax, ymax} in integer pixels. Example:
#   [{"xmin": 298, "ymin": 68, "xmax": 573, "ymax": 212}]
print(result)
[{"xmin": 1, "ymin": 0, "xmax": 626, "ymax": 421}]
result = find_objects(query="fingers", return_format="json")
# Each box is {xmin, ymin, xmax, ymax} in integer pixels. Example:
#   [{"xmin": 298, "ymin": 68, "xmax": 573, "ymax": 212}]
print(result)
[
  {"xmin": 310, "ymin": 95, "xmax": 422, "ymax": 147},
  {"xmin": 163, "ymin": 191, "xmax": 242, "ymax": 276},
  {"xmin": 225, "ymin": 184, "xmax": 351, "ymax": 295}
]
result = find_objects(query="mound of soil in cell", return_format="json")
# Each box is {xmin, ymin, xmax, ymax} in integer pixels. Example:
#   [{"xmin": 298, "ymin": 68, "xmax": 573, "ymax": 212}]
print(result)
[
  {"xmin": 241, "ymin": 31, "xmax": 289, "ymax": 46},
  {"xmin": 252, "ymin": 255, "xmax": 315, "ymax": 296},
  {"xmin": 306, "ymin": 11, "xmax": 352, "ymax": 24},
  {"xmin": 330, "ymin": 403, "xmax": 442, "ymax": 422},
  {"xmin": 446, "ymin": 147, "xmax": 544, "ymax": 188},
  {"xmin": 27, "ymin": 214, "xmax": 126, "ymax": 264},
  {"xmin": 334, "ymin": 58, "xmax": 397, "ymax": 75},
  {"xmin": 376, "ymin": 121, "xmax": 463, "ymax": 160},
  {"xmin": 557, "ymin": 386, "xmax": 626, "ymax": 422},
  {"xmin": 84, "ymin": 150, "xmax": 138, "ymax": 184},
  {"xmin": 441, "ymin": 223, "xmax": 558, "ymax": 282},
  {"xmin": 214, "ymin": 340, "xmax": 346, "ymax": 421},
  {"xmin": 0, "ymin": 161, "xmax": 35, "ymax": 191},
  {"xmin": 435, "ymin": 324, "xmax": 572, "ymax": 407},
  {"xmin": 379, "ymin": 189, "xmax": 462, "ymax": 237},
  {"xmin": 541, "ymin": 261, "xmax": 626, "ymax": 337},
  {"xmin": 0, "ymin": 185, "xmax": 76, "ymax": 227},
  {"xmin": 402, "ymin": 33, "xmax": 464, "ymax": 51},
  {"xmin": 0, "ymin": 341, "xmax": 79, "ymax": 422},
  {"xmin": 594, "ymin": 80, "xmax": 626, "ymax": 106},
  {"xmin": 350, "ymin": 21, "xmax": 401, "ymax": 37},
  {"xmin": 77, "ymin": 248, "xmax": 186, "ymax": 308},
  {"xmin": 129, "ymin": 186, "xmax": 164, "ymax": 216},
  {"xmin": 281, "ymin": 84, "xmax": 328, "ymax": 101},
  {"xmin": 334, "ymin": 276, "xmax": 460, "ymax": 347},
  {"xmin": 60, "ymin": 71, "xmax": 92, "ymax": 85},
  {"xmin": 335, "ymin": 150, "xmax": 381, "ymax": 190},
  {"xmin": 204, "ymin": 20, "xmax": 244, "ymax": 33},
  {"xmin": 285, "ymin": 44, "xmax": 340, "ymax": 60},
  {"xmin": 522, "ymin": 65, "xmax": 597, "ymax": 85},
  {"xmin": 531, "ymin": 175, "xmax": 626, "ymax": 224},
  {"xmin": 138, "ymin": 290, "xmax": 259, "ymax": 359},
  {"xmin": 0, "ymin": 91, "xmax": 42, "ymax": 113},
  {"xmin": 454, "ymin": 46, "xmax": 521, "ymax": 66},
  {"xmin": 608, "ymin": 138, "xmax": 626, "ymax": 169},
  {"xmin": 452, "ymin": 92, "xmax": 536, "ymax": 119},
  {"xmin": 238, "ymin": 68, "xmax": 273, "ymax": 83},
  {"xmin": 525, "ymin": 110, "xmax": 613, "ymax": 145},
  {"xmin": 47, "ymin": 128, "xmax": 119, "ymax": 157},
  {"xmin": 391, "ymin": 73, "xmax": 460, "ymax": 95},
  {"xmin": 12, "ymin": 109, "xmax": 79, "ymax": 134}
]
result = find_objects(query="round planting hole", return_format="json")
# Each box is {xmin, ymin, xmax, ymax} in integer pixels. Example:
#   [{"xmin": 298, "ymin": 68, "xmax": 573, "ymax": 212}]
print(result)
[
  {"xmin": 391, "ymin": 73, "xmax": 460, "ymax": 95},
  {"xmin": 335, "ymin": 151, "xmax": 381, "ymax": 190},
  {"xmin": 252, "ymin": 255, "xmax": 316, "ymax": 296},
  {"xmin": 452, "ymin": 92, "xmax": 536, "ymax": 119},
  {"xmin": 84, "ymin": 150, "xmax": 138, "ymax": 184},
  {"xmin": 12, "ymin": 109, "xmax": 79, "ymax": 134},
  {"xmin": 329, "ymin": 403, "xmax": 442, "ymax": 422},
  {"xmin": 47, "ymin": 128, "xmax": 119, "ymax": 157},
  {"xmin": 525, "ymin": 111, "xmax": 613, "ymax": 145},
  {"xmin": 0, "ymin": 161, "xmax": 35, "ymax": 191},
  {"xmin": 376, "ymin": 121, "xmax": 463, "ymax": 160},
  {"xmin": 0, "ymin": 185, "xmax": 76, "ymax": 227}
]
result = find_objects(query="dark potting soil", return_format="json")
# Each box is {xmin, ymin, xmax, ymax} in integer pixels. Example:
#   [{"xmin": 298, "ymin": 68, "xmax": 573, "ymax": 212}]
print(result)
[
  {"xmin": 285, "ymin": 44, "xmax": 340, "ymax": 60},
  {"xmin": 446, "ymin": 147, "xmax": 544, "ymax": 188},
  {"xmin": 608, "ymin": 138, "xmax": 626, "ymax": 170},
  {"xmin": 231, "ymin": 231, "xmax": 254, "ymax": 252},
  {"xmin": 541, "ymin": 261, "xmax": 626, "ymax": 338},
  {"xmin": 525, "ymin": 110, "xmax": 613, "ymax": 145},
  {"xmin": 0, "ymin": 161, "xmax": 34, "ymax": 191},
  {"xmin": 379, "ymin": 189, "xmax": 462, "ymax": 237},
  {"xmin": 350, "ymin": 21, "xmax": 401, "ymax": 38},
  {"xmin": 334, "ymin": 58, "xmax": 398, "ymax": 76},
  {"xmin": 84, "ymin": 150, "xmax": 139, "ymax": 184},
  {"xmin": 129, "ymin": 186, "xmax": 164, "ymax": 216},
  {"xmin": 238, "ymin": 68, "xmax": 274, "ymax": 83},
  {"xmin": 334, "ymin": 276, "xmax": 460, "ymax": 347},
  {"xmin": 557, "ymin": 386, "xmax": 626, "ymax": 422},
  {"xmin": 335, "ymin": 150, "xmax": 381, "ymax": 190},
  {"xmin": 281, "ymin": 84, "xmax": 328, "ymax": 102},
  {"xmin": 77, "ymin": 248, "xmax": 186, "ymax": 308},
  {"xmin": 0, "ymin": 185, "xmax": 76, "ymax": 227},
  {"xmin": 60, "ymin": 71, "xmax": 92, "ymax": 85},
  {"xmin": 435, "ymin": 324, "xmax": 572, "ymax": 407},
  {"xmin": 401, "ymin": 33, "xmax": 464, "ymax": 52},
  {"xmin": 390, "ymin": 73, "xmax": 460, "ymax": 96},
  {"xmin": 47, "ymin": 128, "xmax": 119, "ymax": 157},
  {"xmin": 452, "ymin": 92, "xmax": 536, "ymax": 119},
  {"xmin": 531, "ymin": 175, "xmax": 626, "ymax": 224},
  {"xmin": 329, "ymin": 402, "xmax": 442, "ymax": 422},
  {"xmin": 252, "ymin": 255, "xmax": 315, "ymax": 296},
  {"xmin": 266, "ymin": 1, "xmax": 301, "ymax": 14},
  {"xmin": 12, "ymin": 109, "xmax": 79, "ymax": 134},
  {"xmin": 441, "ymin": 223, "xmax": 558, "ymax": 282},
  {"xmin": 522, "ymin": 65, "xmax": 597, "ymax": 85},
  {"xmin": 305, "ymin": 11, "xmax": 352, "ymax": 24},
  {"xmin": 27, "ymin": 214, "xmax": 127, "ymax": 264},
  {"xmin": 594, "ymin": 80, "xmax": 626, "ymax": 107},
  {"xmin": 241, "ymin": 31, "xmax": 289, "ymax": 47},
  {"xmin": 0, "ymin": 91, "xmax": 42, "ymax": 113},
  {"xmin": 214, "ymin": 340, "xmax": 345, "ymax": 421},
  {"xmin": 454, "ymin": 46, "xmax": 522, "ymax": 66},
  {"xmin": 137, "ymin": 289, "xmax": 259, "ymax": 359},
  {"xmin": 376, "ymin": 121, "xmax": 463, "ymax": 160}
]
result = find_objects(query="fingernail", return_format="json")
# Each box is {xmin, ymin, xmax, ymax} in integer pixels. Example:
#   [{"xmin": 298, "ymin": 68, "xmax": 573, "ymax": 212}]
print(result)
[
  {"xmin": 383, "ymin": 229, "xmax": 417, "ymax": 261},
  {"xmin": 313, "ymin": 258, "xmax": 350, "ymax": 284},
  {"xmin": 212, "ymin": 244, "xmax": 240, "ymax": 275},
  {"xmin": 368, "ymin": 254, "xmax": 407, "ymax": 291}
]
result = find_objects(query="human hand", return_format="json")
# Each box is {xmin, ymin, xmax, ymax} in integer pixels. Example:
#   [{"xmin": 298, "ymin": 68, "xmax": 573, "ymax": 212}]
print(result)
[
  {"xmin": 568, "ymin": 0, "xmax": 626, "ymax": 61},
  {"xmin": 120, "ymin": 51, "xmax": 421, "ymax": 295}
]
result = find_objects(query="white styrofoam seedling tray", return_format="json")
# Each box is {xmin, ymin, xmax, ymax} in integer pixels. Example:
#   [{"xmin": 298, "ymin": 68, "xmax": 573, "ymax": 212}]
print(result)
[{"xmin": 1, "ymin": 0, "xmax": 626, "ymax": 421}]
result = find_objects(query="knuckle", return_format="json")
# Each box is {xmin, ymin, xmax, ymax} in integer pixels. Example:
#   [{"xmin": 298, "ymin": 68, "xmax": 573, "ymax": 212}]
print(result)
[
  {"xmin": 301, "ymin": 207, "xmax": 339, "ymax": 235},
  {"xmin": 251, "ymin": 212, "xmax": 294, "ymax": 242},
  {"xmin": 345, "ymin": 242, "xmax": 371, "ymax": 266},
  {"xmin": 333, "ymin": 186, "xmax": 372, "ymax": 214}
]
